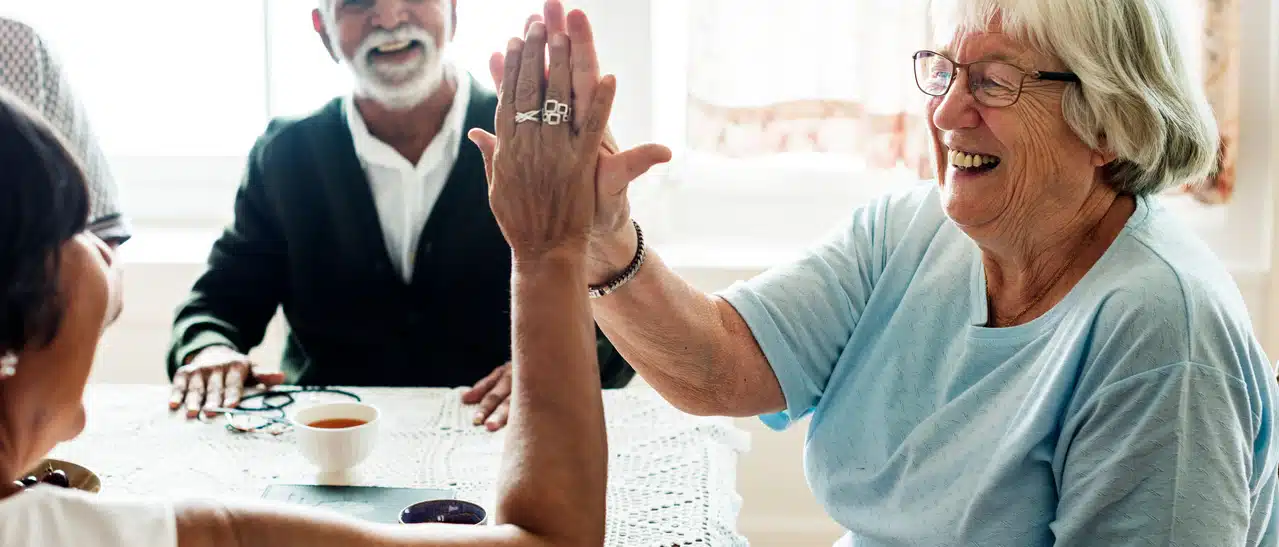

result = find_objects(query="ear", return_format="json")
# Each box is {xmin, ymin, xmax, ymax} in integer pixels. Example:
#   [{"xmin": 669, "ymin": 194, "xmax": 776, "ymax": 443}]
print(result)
[
  {"xmin": 1092, "ymin": 134, "xmax": 1118, "ymax": 167},
  {"xmin": 313, "ymin": 9, "xmax": 339, "ymax": 63}
]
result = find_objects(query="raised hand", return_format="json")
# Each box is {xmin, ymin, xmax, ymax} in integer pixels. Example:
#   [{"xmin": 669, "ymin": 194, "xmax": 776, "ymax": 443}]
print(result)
[
  {"xmin": 469, "ymin": 22, "xmax": 616, "ymax": 263},
  {"xmin": 478, "ymin": 2, "xmax": 672, "ymax": 281}
]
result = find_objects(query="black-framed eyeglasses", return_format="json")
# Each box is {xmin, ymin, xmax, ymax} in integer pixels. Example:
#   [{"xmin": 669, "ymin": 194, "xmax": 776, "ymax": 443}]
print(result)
[{"xmin": 912, "ymin": 50, "xmax": 1080, "ymax": 108}]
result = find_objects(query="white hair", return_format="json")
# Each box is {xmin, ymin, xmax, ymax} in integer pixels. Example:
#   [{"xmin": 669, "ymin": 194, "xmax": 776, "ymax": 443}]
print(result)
[
  {"xmin": 930, "ymin": 0, "xmax": 1219, "ymax": 195},
  {"xmin": 316, "ymin": 0, "xmax": 453, "ymax": 111}
]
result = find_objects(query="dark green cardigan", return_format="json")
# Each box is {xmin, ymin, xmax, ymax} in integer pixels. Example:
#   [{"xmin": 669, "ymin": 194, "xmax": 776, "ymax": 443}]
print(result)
[{"xmin": 166, "ymin": 82, "xmax": 634, "ymax": 388}]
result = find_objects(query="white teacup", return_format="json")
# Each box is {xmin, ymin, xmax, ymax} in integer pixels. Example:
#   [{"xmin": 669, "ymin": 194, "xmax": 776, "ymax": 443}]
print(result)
[{"xmin": 291, "ymin": 402, "xmax": 381, "ymax": 472}]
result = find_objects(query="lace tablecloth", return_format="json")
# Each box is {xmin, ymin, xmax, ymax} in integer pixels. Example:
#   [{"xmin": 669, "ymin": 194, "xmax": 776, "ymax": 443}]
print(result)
[{"xmin": 52, "ymin": 384, "xmax": 751, "ymax": 546}]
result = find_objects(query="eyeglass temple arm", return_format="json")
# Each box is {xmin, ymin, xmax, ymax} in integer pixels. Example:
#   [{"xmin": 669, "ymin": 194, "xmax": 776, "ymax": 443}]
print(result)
[{"xmin": 1035, "ymin": 71, "xmax": 1081, "ymax": 83}]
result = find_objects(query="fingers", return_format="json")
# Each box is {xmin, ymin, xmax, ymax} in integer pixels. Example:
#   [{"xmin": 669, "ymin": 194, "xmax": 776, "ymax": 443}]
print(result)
[
  {"xmin": 542, "ymin": 31, "xmax": 572, "ymax": 140},
  {"xmin": 515, "ymin": 22, "xmax": 548, "ymax": 139},
  {"xmin": 567, "ymin": 9, "xmax": 600, "ymax": 129},
  {"xmin": 468, "ymin": 129, "xmax": 498, "ymax": 184},
  {"xmin": 487, "ymin": 51, "xmax": 504, "ymax": 90},
  {"xmin": 462, "ymin": 363, "xmax": 506, "ymax": 404},
  {"xmin": 497, "ymin": 38, "xmax": 524, "ymax": 140},
  {"xmin": 184, "ymin": 369, "xmax": 206, "ymax": 419},
  {"xmin": 523, "ymin": 13, "xmax": 543, "ymax": 35},
  {"xmin": 169, "ymin": 369, "xmax": 190, "ymax": 410},
  {"xmin": 602, "ymin": 128, "xmax": 619, "ymax": 154},
  {"xmin": 222, "ymin": 362, "xmax": 248, "ymax": 408},
  {"xmin": 542, "ymin": 0, "xmax": 567, "ymax": 36},
  {"xmin": 255, "ymin": 370, "xmax": 287, "ymax": 387},
  {"xmin": 203, "ymin": 367, "xmax": 225, "ymax": 416},
  {"xmin": 473, "ymin": 370, "xmax": 512, "ymax": 426},
  {"xmin": 485, "ymin": 399, "xmax": 510, "ymax": 431},
  {"xmin": 577, "ymin": 75, "xmax": 618, "ymax": 154}
]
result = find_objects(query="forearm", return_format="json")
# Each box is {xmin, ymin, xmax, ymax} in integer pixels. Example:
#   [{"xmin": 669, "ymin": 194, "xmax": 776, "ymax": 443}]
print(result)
[
  {"xmin": 176, "ymin": 499, "xmax": 552, "ymax": 547},
  {"xmin": 495, "ymin": 254, "xmax": 607, "ymax": 546},
  {"xmin": 589, "ymin": 237, "xmax": 778, "ymax": 416}
]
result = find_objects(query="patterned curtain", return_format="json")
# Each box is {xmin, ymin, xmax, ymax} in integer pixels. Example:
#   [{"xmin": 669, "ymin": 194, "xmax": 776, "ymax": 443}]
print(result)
[
  {"xmin": 686, "ymin": 0, "xmax": 1240, "ymax": 203},
  {"xmin": 1183, "ymin": 0, "xmax": 1239, "ymax": 203},
  {"xmin": 685, "ymin": 0, "xmax": 934, "ymax": 177}
]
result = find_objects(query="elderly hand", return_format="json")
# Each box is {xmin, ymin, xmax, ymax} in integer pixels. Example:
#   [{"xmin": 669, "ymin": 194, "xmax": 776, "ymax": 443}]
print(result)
[
  {"xmin": 469, "ymin": 19, "xmax": 616, "ymax": 262},
  {"xmin": 168, "ymin": 345, "xmax": 285, "ymax": 419},
  {"xmin": 476, "ymin": 3, "xmax": 671, "ymax": 278},
  {"xmin": 461, "ymin": 362, "xmax": 512, "ymax": 431}
]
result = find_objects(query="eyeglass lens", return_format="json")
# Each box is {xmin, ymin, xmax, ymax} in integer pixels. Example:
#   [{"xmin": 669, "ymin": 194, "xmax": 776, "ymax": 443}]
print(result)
[{"xmin": 913, "ymin": 51, "xmax": 1025, "ymax": 107}]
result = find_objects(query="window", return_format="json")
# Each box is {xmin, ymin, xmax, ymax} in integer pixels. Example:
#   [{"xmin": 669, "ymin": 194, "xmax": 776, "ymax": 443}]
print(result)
[
  {"xmin": 0, "ymin": 1, "xmax": 268, "ymax": 157},
  {"xmin": 0, "ymin": 0, "xmax": 1268, "ymax": 286},
  {"xmin": 0, "ymin": 0, "xmax": 556, "ymax": 225}
]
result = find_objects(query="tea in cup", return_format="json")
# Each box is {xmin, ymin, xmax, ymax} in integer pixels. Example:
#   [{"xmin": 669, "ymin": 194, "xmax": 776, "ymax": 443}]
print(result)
[{"xmin": 291, "ymin": 402, "xmax": 381, "ymax": 472}]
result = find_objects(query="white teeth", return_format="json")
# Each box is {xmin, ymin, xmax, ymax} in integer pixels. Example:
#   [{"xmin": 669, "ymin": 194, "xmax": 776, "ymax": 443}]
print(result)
[
  {"xmin": 375, "ymin": 40, "xmax": 413, "ymax": 53},
  {"xmin": 949, "ymin": 150, "xmax": 999, "ymax": 169}
]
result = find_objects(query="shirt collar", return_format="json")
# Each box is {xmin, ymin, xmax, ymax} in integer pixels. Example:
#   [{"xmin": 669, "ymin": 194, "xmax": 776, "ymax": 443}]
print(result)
[{"xmin": 344, "ymin": 65, "xmax": 472, "ymax": 172}]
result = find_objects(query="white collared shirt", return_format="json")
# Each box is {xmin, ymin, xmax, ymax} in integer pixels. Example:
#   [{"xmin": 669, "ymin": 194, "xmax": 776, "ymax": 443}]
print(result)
[{"xmin": 344, "ymin": 69, "xmax": 471, "ymax": 282}]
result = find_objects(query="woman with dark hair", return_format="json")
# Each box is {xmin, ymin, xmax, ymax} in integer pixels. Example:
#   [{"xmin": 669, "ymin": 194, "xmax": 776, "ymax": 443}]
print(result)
[{"xmin": 0, "ymin": 4, "xmax": 617, "ymax": 542}]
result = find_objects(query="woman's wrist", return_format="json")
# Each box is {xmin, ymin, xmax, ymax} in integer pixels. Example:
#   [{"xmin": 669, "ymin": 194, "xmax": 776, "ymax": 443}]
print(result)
[{"xmin": 586, "ymin": 222, "xmax": 639, "ymax": 286}]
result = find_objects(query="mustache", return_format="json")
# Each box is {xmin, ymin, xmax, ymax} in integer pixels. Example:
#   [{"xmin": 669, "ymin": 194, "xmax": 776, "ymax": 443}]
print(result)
[{"xmin": 355, "ymin": 25, "xmax": 437, "ymax": 59}]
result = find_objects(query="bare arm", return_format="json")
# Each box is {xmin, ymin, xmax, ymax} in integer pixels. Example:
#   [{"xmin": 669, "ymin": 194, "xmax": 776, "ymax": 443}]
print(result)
[
  {"xmin": 175, "ymin": 500, "xmax": 554, "ymax": 547},
  {"xmin": 175, "ymin": 255, "xmax": 605, "ymax": 547},
  {"xmin": 587, "ymin": 227, "xmax": 783, "ymax": 417}
]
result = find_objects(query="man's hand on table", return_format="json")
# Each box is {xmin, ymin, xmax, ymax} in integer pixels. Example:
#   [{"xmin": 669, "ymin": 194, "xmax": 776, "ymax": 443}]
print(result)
[
  {"xmin": 169, "ymin": 346, "xmax": 286, "ymax": 418},
  {"xmin": 462, "ymin": 362, "xmax": 512, "ymax": 431}
]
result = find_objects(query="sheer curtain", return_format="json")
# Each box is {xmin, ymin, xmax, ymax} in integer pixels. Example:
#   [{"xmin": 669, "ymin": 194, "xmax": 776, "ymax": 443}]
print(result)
[
  {"xmin": 685, "ymin": 0, "xmax": 1240, "ymax": 201},
  {"xmin": 685, "ymin": 0, "xmax": 934, "ymax": 178},
  {"xmin": 1189, "ymin": 0, "xmax": 1239, "ymax": 203}
]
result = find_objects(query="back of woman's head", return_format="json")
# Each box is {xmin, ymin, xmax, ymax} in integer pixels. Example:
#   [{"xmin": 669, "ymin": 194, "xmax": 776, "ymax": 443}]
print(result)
[{"xmin": 0, "ymin": 87, "xmax": 90, "ymax": 357}]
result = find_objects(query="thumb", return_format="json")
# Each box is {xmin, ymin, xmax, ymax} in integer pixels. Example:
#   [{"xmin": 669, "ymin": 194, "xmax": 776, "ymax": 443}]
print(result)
[
  {"xmin": 255, "ymin": 371, "xmax": 287, "ymax": 387},
  {"xmin": 468, "ymin": 129, "xmax": 498, "ymax": 184},
  {"xmin": 615, "ymin": 143, "xmax": 673, "ymax": 181}
]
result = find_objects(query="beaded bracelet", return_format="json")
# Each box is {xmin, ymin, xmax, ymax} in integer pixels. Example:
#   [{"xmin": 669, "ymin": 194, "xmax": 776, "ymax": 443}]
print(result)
[{"xmin": 588, "ymin": 219, "xmax": 646, "ymax": 299}]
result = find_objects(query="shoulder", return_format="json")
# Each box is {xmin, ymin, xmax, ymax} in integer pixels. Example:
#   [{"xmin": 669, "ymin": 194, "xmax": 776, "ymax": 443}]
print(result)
[
  {"xmin": 0, "ymin": 486, "xmax": 176, "ymax": 547},
  {"xmin": 1079, "ymin": 197, "xmax": 1266, "ymax": 391},
  {"xmin": 823, "ymin": 180, "xmax": 947, "ymax": 252},
  {"xmin": 246, "ymin": 98, "xmax": 346, "ymax": 170}
]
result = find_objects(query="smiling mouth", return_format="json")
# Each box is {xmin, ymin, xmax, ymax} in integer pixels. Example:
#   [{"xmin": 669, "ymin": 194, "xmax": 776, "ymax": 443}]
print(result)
[
  {"xmin": 368, "ymin": 40, "xmax": 424, "ymax": 61},
  {"xmin": 947, "ymin": 149, "xmax": 1002, "ymax": 174}
]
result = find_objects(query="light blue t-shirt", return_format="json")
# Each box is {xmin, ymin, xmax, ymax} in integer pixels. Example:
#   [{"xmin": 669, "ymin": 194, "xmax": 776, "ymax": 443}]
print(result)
[{"xmin": 719, "ymin": 183, "xmax": 1279, "ymax": 546}]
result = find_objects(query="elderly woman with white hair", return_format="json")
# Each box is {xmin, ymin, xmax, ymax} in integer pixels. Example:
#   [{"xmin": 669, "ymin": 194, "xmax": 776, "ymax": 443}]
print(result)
[{"xmin": 470, "ymin": 0, "xmax": 1279, "ymax": 545}]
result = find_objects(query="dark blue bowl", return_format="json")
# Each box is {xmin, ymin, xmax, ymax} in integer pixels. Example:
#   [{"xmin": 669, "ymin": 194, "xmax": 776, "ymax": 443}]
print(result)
[{"xmin": 399, "ymin": 499, "xmax": 488, "ymax": 525}]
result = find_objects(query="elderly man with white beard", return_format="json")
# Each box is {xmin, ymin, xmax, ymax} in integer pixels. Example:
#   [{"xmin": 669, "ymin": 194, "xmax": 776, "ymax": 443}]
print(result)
[{"xmin": 164, "ymin": 0, "xmax": 641, "ymax": 430}]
